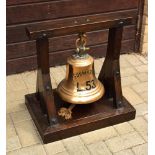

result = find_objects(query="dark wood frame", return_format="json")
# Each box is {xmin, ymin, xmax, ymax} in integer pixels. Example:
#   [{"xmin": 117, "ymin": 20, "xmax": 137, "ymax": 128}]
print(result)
[
  {"xmin": 25, "ymin": 17, "xmax": 136, "ymax": 144},
  {"xmin": 135, "ymin": 0, "xmax": 145, "ymax": 52}
]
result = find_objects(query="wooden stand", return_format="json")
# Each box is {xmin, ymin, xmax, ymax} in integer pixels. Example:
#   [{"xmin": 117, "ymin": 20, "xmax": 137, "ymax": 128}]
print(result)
[{"xmin": 25, "ymin": 17, "xmax": 136, "ymax": 144}]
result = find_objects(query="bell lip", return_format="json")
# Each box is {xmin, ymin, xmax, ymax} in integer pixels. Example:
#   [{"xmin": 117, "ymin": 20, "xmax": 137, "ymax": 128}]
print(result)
[{"xmin": 57, "ymin": 81, "xmax": 105, "ymax": 104}]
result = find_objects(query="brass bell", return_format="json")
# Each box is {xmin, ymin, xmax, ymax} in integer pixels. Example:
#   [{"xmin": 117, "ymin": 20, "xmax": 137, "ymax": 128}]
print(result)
[{"xmin": 57, "ymin": 33, "xmax": 105, "ymax": 104}]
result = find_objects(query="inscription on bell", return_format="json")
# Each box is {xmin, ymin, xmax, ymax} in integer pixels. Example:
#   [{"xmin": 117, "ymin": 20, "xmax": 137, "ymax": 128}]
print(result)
[
  {"xmin": 73, "ymin": 70, "xmax": 94, "ymax": 78},
  {"xmin": 77, "ymin": 80, "xmax": 96, "ymax": 92}
]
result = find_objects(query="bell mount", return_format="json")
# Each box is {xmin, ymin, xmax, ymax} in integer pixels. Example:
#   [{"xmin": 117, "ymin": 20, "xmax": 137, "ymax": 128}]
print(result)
[{"xmin": 25, "ymin": 17, "xmax": 136, "ymax": 144}]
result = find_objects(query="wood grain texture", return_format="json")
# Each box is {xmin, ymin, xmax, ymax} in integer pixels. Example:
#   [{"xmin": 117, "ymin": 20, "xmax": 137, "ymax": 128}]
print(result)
[
  {"xmin": 7, "ymin": 25, "xmax": 136, "ymax": 60},
  {"xmin": 25, "ymin": 93, "xmax": 136, "ymax": 143},
  {"xmin": 7, "ymin": 39, "xmax": 135, "ymax": 74},
  {"xmin": 6, "ymin": 0, "xmax": 142, "ymax": 75},
  {"xmin": 99, "ymin": 26, "xmax": 123, "ymax": 108},
  {"xmin": 35, "ymin": 36, "xmax": 58, "ymax": 124},
  {"xmin": 134, "ymin": 0, "xmax": 145, "ymax": 52},
  {"xmin": 7, "ymin": 10, "xmax": 138, "ymax": 43},
  {"xmin": 26, "ymin": 17, "xmax": 136, "ymax": 39},
  {"xmin": 7, "ymin": 0, "xmax": 139, "ymax": 25},
  {"xmin": 6, "ymin": 0, "xmax": 52, "ymax": 6}
]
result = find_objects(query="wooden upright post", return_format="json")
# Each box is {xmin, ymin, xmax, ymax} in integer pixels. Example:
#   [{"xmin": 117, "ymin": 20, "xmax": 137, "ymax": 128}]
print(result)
[
  {"xmin": 36, "ymin": 34, "xmax": 58, "ymax": 126},
  {"xmin": 99, "ymin": 25, "xmax": 123, "ymax": 108}
]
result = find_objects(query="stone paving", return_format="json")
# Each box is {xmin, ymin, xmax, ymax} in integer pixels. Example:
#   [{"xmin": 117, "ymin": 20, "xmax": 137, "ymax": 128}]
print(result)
[{"xmin": 6, "ymin": 53, "xmax": 148, "ymax": 155}]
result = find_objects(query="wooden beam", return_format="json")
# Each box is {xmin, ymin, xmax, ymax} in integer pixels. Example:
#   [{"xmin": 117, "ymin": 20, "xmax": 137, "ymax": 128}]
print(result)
[{"xmin": 26, "ymin": 17, "xmax": 136, "ymax": 40}]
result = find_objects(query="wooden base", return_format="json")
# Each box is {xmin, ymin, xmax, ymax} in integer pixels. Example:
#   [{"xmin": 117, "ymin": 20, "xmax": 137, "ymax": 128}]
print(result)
[{"xmin": 25, "ymin": 90, "xmax": 136, "ymax": 144}]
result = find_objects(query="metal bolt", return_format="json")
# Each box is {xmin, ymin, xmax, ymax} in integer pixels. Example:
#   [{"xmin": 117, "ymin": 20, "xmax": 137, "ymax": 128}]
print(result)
[
  {"xmin": 118, "ymin": 101, "xmax": 122, "ymax": 106},
  {"xmin": 115, "ymin": 71, "xmax": 120, "ymax": 76},
  {"xmin": 119, "ymin": 21, "xmax": 124, "ymax": 25},
  {"xmin": 46, "ymin": 85, "xmax": 50, "ymax": 91},
  {"xmin": 50, "ymin": 118, "xmax": 58, "ymax": 126},
  {"xmin": 86, "ymin": 18, "xmax": 90, "ymax": 22},
  {"xmin": 42, "ymin": 33, "xmax": 47, "ymax": 37},
  {"xmin": 74, "ymin": 20, "xmax": 78, "ymax": 24},
  {"xmin": 117, "ymin": 101, "xmax": 123, "ymax": 108}
]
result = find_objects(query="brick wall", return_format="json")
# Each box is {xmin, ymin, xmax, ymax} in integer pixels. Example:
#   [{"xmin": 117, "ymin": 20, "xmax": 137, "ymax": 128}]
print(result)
[{"xmin": 140, "ymin": 0, "xmax": 148, "ymax": 55}]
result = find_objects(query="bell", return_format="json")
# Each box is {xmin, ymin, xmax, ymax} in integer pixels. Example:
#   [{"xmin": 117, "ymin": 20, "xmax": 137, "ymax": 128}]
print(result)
[{"xmin": 57, "ymin": 33, "xmax": 105, "ymax": 104}]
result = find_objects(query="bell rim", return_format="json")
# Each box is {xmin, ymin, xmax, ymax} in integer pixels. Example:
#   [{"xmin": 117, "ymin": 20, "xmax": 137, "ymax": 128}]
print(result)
[{"xmin": 57, "ymin": 80, "xmax": 105, "ymax": 104}]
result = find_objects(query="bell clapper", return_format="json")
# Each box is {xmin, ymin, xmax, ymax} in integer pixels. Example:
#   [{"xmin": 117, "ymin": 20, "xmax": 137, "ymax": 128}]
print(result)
[{"xmin": 58, "ymin": 104, "xmax": 76, "ymax": 120}]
